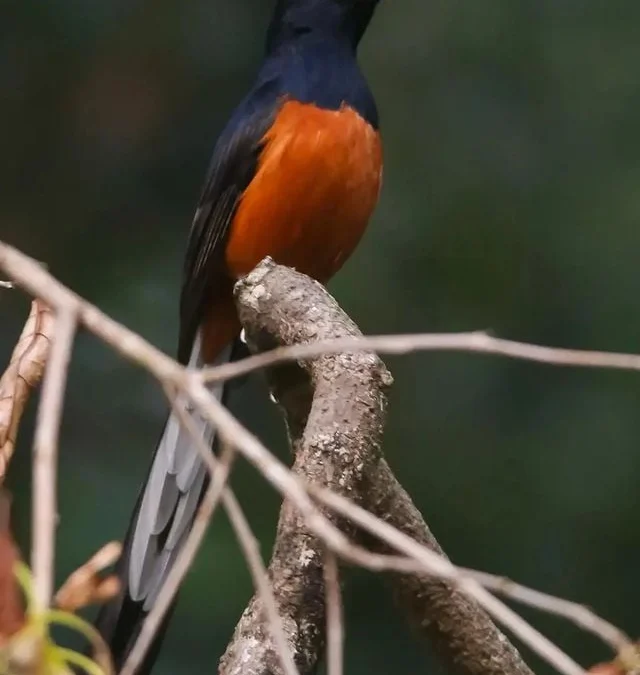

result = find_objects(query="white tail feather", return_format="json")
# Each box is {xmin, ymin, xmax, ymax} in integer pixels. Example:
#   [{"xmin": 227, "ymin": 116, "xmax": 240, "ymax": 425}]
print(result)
[{"xmin": 128, "ymin": 333, "xmax": 231, "ymax": 608}]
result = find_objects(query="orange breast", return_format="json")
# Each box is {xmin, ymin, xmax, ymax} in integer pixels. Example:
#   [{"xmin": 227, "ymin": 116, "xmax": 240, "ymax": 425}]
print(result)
[
  {"xmin": 201, "ymin": 100, "xmax": 382, "ymax": 362},
  {"xmin": 225, "ymin": 99, "xmax": 383, "ymax": 282}
]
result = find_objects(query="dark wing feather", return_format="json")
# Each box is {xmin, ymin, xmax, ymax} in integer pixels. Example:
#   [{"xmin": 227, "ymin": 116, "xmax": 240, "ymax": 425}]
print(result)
[{"xmin": 177, "ymin": 104, "xmax": 280, "ymax": 363}]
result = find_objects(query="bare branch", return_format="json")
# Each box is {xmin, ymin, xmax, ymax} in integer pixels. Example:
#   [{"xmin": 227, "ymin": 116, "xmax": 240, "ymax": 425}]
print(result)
[
  {"xmin": 323, "ymin": 553, "xmax": 343, "ymax": 675},
  {"xmin": 0, "ymin": 242, "xmax": 182, "ymax": 384},
  {"xmin": 312, "ymin": 485, "xmax": 585, "ymax": 675},
  {"xmin": 0, "ymin": 299, "xmax": 54, "ymax": 481},
  {"xmin": 230, "ymin": 260, "xmax": 541, "ymax": 675},
  {"xmin": 31, "ymin": 308, "xmax": 77, "ymax": 611},
  {"xmin": 160, "ymin": 384, "xmax": 300, "ymax": 675},
  {"xmin": 221, "ymin": 259, "xmax": 396, "ymax": 674},
  {"xmin": 201, "ymin": 282, "xmax": 640, "ymax": 385},
  {"xmin": 462, "ymin": 569, "xmax": 633, "ymax": 653},
  {"xmin": 360, "ymin": 456, "xmax": 536, "ymax": 675},
  {"xmin": 55, "ymin": 541, "xmax": 122, "ymax": 612},
  {"xmin": 203, "ymin": 329, "xmax": 640, "ymax": 383},
  {"xmin": 220, "ymin": 487, "xmax": 301, "ymax": 675},
  {"xmin": 0, "ymin": 243, "xmax": 610, "ymax": 675},
  {"xmin": 0, "ymin": 242, "xmax": 300, "ymax": 675}
]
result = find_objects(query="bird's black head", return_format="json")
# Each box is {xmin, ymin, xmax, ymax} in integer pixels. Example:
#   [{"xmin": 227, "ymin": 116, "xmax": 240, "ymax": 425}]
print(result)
[{"xmin": 266, "ymin": 0, "xmax": 380, "ymax": 52}]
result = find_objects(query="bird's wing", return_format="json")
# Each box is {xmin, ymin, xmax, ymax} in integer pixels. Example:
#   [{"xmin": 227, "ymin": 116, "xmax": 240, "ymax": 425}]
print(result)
[{"xmin": 177, "ymin": 101, "xmax": 281, "ymax": 363}]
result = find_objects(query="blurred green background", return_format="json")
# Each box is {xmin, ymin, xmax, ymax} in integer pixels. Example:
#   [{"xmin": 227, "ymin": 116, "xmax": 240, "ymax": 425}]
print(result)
[{"xmin": 3, "ymin": 1, "xmax": 640, "ymax": 673}]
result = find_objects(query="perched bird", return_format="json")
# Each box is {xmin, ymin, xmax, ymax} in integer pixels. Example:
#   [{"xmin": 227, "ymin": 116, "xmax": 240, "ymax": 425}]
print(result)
[{"xmin": 94, "ymin": 0, "xmax": 383, "ymax": 671}]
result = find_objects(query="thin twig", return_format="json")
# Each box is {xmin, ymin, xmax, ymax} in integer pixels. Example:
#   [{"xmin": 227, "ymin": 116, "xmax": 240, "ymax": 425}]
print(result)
[
  {"xmin": 0, "ymin": 243, "xmax": 602, "ymax": 674},
  {"xmin": 119, "ymin": 390, "xmax": 236, "ymax": 675},
  {"xmin": 31, "ymin": 308, "xmax": 77, "ymax": 610},
  {"xmin": 222, "ymin": 488, "xmax": 301, "ymax": 675},
  {"xmin": 462, "ymin": 568, "xmax": 633, "ymax": 653},
  {"xmin": 187, "ymin": 375, "xmax": 585, "ymax": 675},
  {"xmin": 55, "ymin": 541, "xmax": 122, "ymax": 612},
  {"xmin": 200, "ymin": 358, "xmax": 572, "ymax": 675},
  {"xmin": 161, "ymin": 384, "xmax": 299, "ymax": 675},
  {"xmin": 201, "ymin": 330, "xmax": 640, "ymax": 384},
  {"xmin": 324, "ymin": 552, "xmax": 343, "ymax": 675},
  {"xmin": 0, "ymin": 243, "xmax": 182, "ymax": 383},
  {"xmin": 3, "ymin": 240, "xmax": 640, "ymax": 389},
  {"xmin": 308, "ymin": 485, "xmax": 586, "ymax": 675}
]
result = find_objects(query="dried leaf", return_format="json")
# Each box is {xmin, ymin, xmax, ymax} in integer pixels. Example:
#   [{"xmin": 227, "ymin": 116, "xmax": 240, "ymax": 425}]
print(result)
[
  {"xmin": 55, "ymin": 542, "xmax": 122, "ymax": 613},
  {"xmin": 589, "ymin": 664, "xmax": 624, "ymax": 675},
  {"xmin": 0, "ymin": 300, "xmax": 54, "ymax": 482},
  {"xmin": 589, "ymin": 644, "xmax": 640, "ymax": 675}
]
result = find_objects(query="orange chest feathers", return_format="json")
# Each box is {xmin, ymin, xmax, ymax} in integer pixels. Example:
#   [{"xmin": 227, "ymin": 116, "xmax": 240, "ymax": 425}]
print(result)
[{"xmin": 226, "ymin": 100, "xmax": 383, "ymax": 282}]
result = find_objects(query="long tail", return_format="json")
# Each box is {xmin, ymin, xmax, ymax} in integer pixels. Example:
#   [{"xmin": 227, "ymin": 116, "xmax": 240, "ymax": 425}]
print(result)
[{"xmin": 93, "ymin": 334, "xmax": 233, "ymax": 675}]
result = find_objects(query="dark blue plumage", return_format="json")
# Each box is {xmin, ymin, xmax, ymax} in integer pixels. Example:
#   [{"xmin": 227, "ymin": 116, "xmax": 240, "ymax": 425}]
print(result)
[
  {"xmin": 267, "ymin": 0, "xmax": 380, "ymax": 52},
  {"xmin": 261, "ymin": 0, "xmax": 380, "ymax": 124}
]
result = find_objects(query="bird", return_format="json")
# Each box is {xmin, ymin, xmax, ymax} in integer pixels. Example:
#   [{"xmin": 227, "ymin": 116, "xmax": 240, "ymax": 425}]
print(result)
[{"xmin": 93, "ymin": 0, "xmax": 383, "ymax": 671}]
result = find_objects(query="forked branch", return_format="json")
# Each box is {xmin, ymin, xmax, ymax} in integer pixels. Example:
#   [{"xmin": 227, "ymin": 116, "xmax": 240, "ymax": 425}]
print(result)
[
  {"xmin": 3, "ymin": 242, "xmax": 630, "ymax": 675},
  {"xmin": 221, "ymin": 259, "xmax": 535, "ymax": 675}
]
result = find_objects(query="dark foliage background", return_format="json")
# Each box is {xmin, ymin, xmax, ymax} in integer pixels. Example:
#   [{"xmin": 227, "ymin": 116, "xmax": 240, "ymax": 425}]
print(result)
[{"xmin": 3, "ymin": 2, "xmax": 640, "ymax": 673}]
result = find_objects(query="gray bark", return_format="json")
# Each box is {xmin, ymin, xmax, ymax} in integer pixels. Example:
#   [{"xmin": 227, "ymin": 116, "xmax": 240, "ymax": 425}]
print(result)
[{"xmin": 219, "ymin": 258, "xmax": 533, "ymax": 675}]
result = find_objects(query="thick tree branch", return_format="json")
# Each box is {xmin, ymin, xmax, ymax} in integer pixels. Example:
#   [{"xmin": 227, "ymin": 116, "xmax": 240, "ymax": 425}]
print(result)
[
  {"xmin": 221, "ymin": 258, "xmax": 534, "ymax": 675},
  {"xmin": 1, "ymin": 243, "xmax": 607, "ymax": 674},
  {"xmin": 220, "ymin": 260, "xmax": 391, "ymax": 674},
  {"xmin": 367, "ymin": 461, "xmax": 532, "ymax": 675}
]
